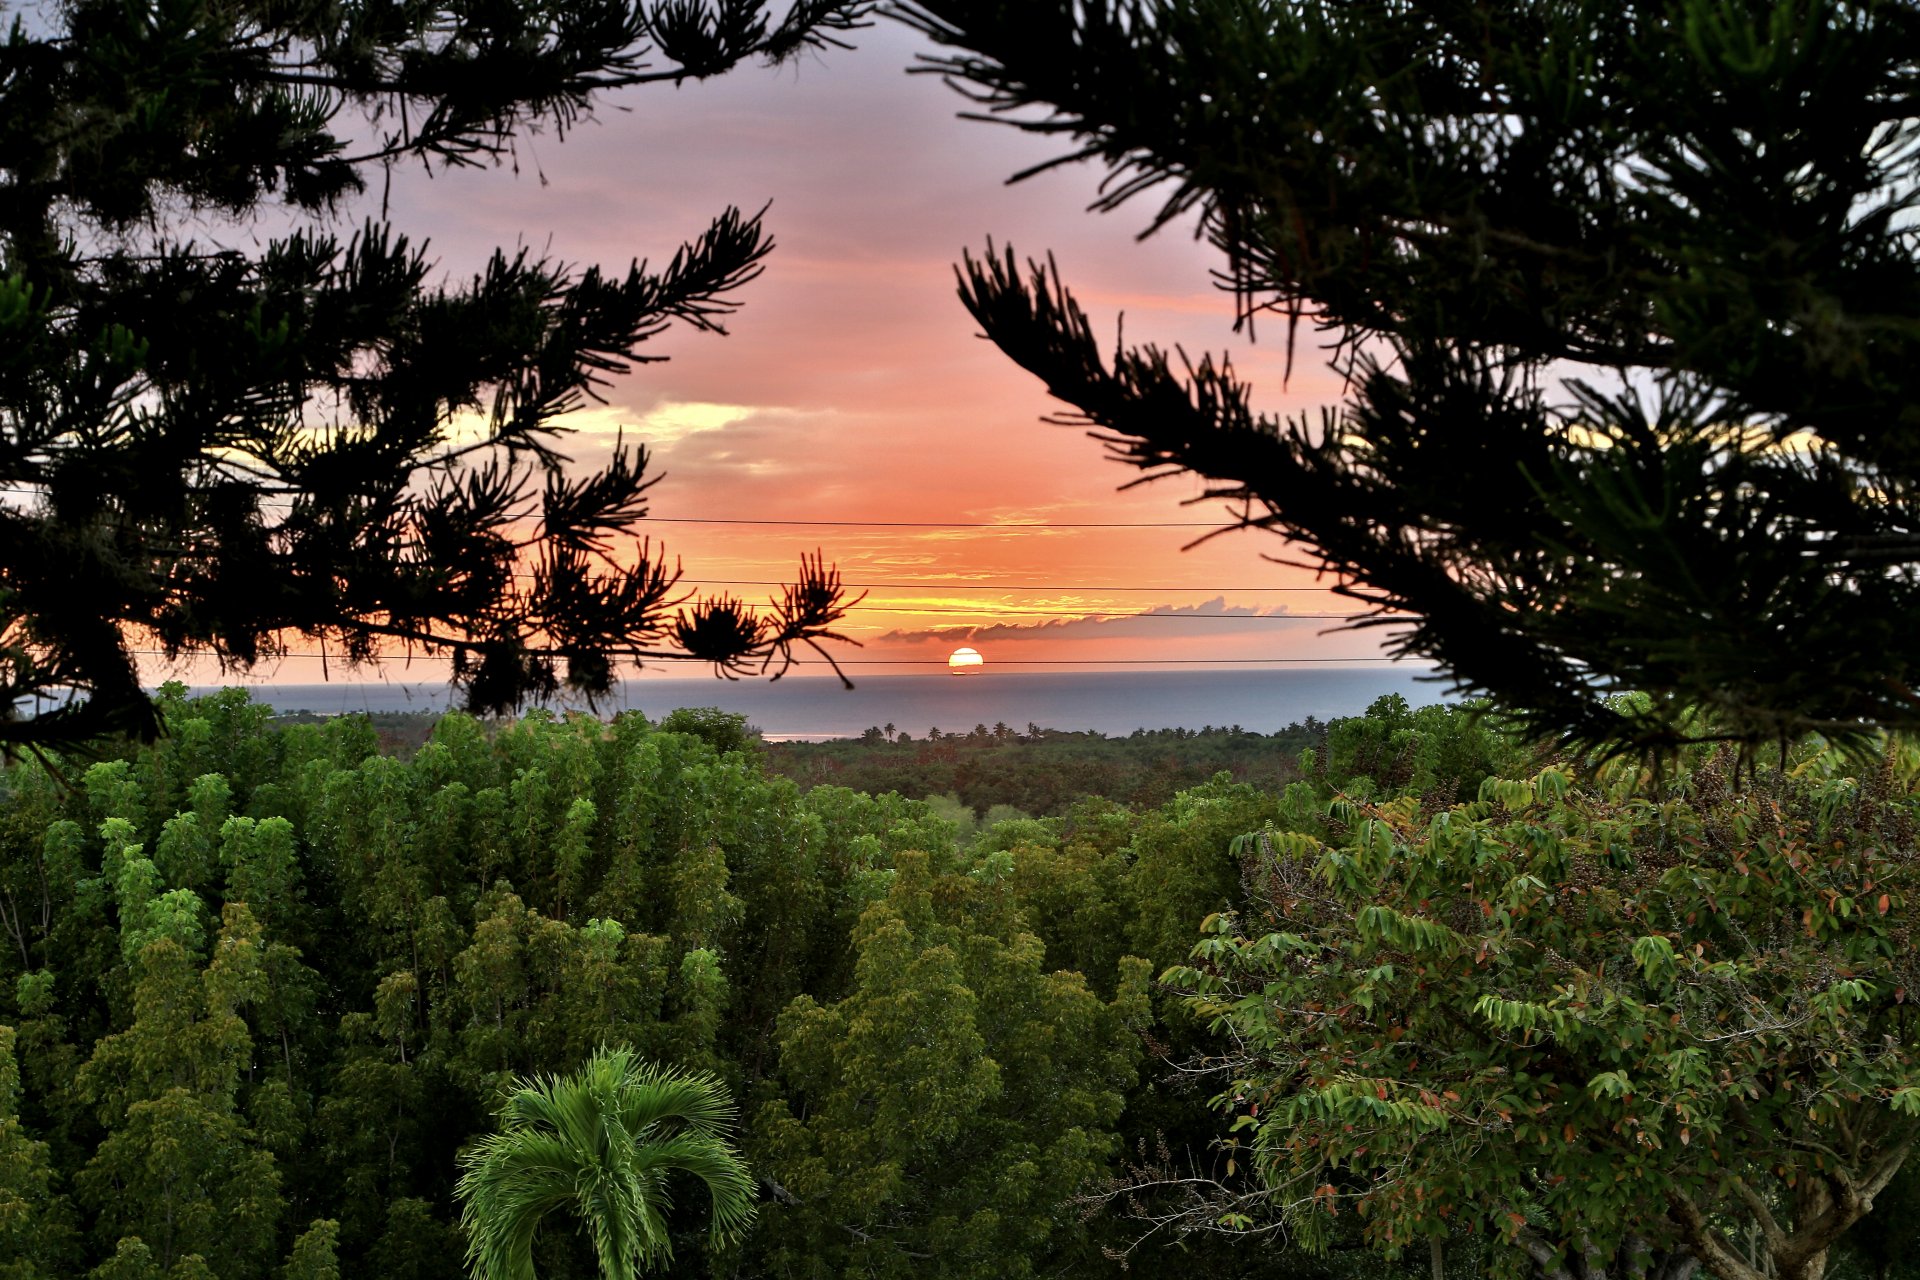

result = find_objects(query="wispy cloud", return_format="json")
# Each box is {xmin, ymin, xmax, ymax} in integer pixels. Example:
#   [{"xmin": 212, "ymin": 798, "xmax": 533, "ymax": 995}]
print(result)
[
  {"xmin": 625, "ymin": 400, "xmax": 760, "ymax": 443},
  {"xmin": 875, "ymin": 595, "xmax": 1303, "ymax": 643},
  {"xmin": 559, "ymin": 399, "xmax": 829, "ymax": 446}
]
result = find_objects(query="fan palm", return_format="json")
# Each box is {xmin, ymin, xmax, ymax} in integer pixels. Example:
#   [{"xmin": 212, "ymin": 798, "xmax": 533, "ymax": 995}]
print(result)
[{"xmin": 455, "ymin": 1046, "xmax": 757, "ymax": 1279}]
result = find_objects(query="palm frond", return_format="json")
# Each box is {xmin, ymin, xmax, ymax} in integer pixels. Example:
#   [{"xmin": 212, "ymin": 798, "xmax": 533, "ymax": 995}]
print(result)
[
  {"xmin": 611, "ymin": 1058, "xmax": 740, "ymax": 1140},
  {"xmin": 627, "ymin": 1134, "xmax": 759, "ymax": 1246},
  {"xmin": 454, "ymin": 1044, "xmax": 755, "ymax": 1280}
]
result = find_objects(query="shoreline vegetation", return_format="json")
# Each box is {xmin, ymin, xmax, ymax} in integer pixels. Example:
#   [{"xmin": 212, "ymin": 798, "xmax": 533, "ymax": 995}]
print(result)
[{"xmin": 268, "ymin": 697, "xmax": 1498, "ymax": 821}]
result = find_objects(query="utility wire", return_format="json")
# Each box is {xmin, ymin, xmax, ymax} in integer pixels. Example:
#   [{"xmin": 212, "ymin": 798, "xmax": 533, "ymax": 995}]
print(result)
[
  {"xmin": 489, "ymin": 572, "xmax": 1390, "ymax": 606},
  {"xmin": 0, "ymin": 496, "xmax": 1230, "ymax": 530},
  {"xmin": 497, "ymin": 571, "xmax": 1359, "ymax": 595},
  {"xmin": 128, "ymin": 650, "xmax": 1406, "ymax": 665},
  {"xmin": 638, "ymin": 517, "xmax": 1224, "ymax": 528},
  {"xmin": 678, "ymin": 578, "xmax": 1348, "ymax": 592},
  {"xmin": 848, "ymin": 607, "xmax": 1404, "ymax": 620},
  {"xmin": 0, "ymin": 492, "xmax": 1226, "ymax": 528}
]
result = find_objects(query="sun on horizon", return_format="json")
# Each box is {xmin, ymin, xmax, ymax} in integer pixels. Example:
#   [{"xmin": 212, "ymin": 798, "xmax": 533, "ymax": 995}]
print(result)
[{"xmin": 947, "ymin": 646, "xmax": 985, "ymax": 675}]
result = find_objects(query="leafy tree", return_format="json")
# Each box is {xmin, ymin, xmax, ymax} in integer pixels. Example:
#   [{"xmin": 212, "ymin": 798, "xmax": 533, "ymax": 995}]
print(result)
[
  {"xmin": 75, "ymin": 910, "xmax": 285, "ymax": 1276},
  {"xmin": 1164, "ymin": 751, "xmax": 1920, "ymax": 1280},
  {"xmin": 87, "ymin": 1238, "xmax": 162, "ymax": 1280},
  {"xmin": 655, "ymin": 708, "xmax": 760, "ymax": 759},
  {"xmin": 898, "ymin": 0, "xmax": 1920, "ymax": 755},
  {"xmin": 0, "ymin": 1024, "xmax": 74, "ymax": 1278},
  {"xmin": 0, "ymin": 0, "xmax": 871, "ymax": 752},
  {"xmin": 754, "ymin": 850, "xmax": 1150, "ymax": 1279},
  {"xmin": 447, "ymin": 891, "xmax": 677, "ymax": 1087},
  {"xmin": 368, "ymin": 1201, "xmax": 465, "ymax": 1280},
  {"xmin": 0, "ymin": 761, "xmax": 81, "ymax": 976},
  {"xmin": 454, "ymin": 1045, "xmax": 755, "ymax": 1280},
  {"xmin": 280, "ymin": 1221, "xmax": 341, "ymax": 1280},
  {"xmin": 1121, "ymin": 774, "xmax": 1298, "ymax": 975},
  {"xmin": 1323, "ymin": 696, "xmax": 1523, "ymax": 804}
]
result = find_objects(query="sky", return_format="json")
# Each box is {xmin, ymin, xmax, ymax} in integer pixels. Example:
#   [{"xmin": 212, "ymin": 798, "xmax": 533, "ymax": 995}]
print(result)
[{"xmin": 159, "ymin": 16, "xmax": 1410, "ymax": 687}]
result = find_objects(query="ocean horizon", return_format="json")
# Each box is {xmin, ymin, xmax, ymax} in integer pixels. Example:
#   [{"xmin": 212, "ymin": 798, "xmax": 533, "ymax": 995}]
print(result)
[{"xmin": 178, "ymin": 666, "xmax": 1458, "ymax": 741}]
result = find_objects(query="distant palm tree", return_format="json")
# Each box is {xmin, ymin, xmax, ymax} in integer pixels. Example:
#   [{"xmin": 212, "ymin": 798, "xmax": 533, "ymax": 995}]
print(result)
[{"xmin": 456, "ymin": 1046, "xmax": 756, "ymax": 1280}]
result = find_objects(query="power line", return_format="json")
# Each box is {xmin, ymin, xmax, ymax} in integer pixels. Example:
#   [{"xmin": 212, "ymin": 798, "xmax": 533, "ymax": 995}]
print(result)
[
  {"xmin": 620, "ymin": 517, "xmax": 1226, "ymax": 528},
  {"xmin": 498, "ymin": 572, "xmax": 1359, "ymax": 595},
  {"xmin": 129, "ymin": 650, "xmax": 1407, "ymax": 665},
  {"xmin": 489, "ymin": 572, "xmax": 1397, "ymax": 610},
  {"xmin": 680, "ymin": 578, "xmax": 1348, "ymax": 592},
  {"xmin": 852, "ymin": 607, "xmax": 1402, "ymax": 620},
  {"xmin": 0, "ymin": 495, "xmax": 1231, "ymax": 529}
]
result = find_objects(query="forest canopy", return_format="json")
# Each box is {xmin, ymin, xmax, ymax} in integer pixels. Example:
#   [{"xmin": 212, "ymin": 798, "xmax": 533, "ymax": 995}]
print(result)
[{"xmin": 0, "ymin": 688, "xmax": 1913, "ymax": 1279}]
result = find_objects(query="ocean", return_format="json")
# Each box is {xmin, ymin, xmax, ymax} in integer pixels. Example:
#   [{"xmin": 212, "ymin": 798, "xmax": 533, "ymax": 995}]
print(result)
[{"xmin": 187, "ymin": 666, "xmax": 1456, "ymax": 740}]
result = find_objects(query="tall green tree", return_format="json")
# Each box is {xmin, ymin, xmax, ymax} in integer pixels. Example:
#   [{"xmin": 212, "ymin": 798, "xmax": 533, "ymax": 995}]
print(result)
[
  {"xmin": 454, "ymin": 1045, "xmax": 755, "ymax": 1280},
  {"xmin": 898, "ymin": 0, "xmax": 1920, "ymax": 756},
  {"xmin": 754, "ymin": 849, "xmax": 1150, "ymax": 1279},
  {"xmin": 0, "ymin": 0, "xmax": 869, "ymax": 752},
  {"xmin": 74, "ymin": 915, "xmax": 284, "ymax": 1275},
  {"xmin": 0, "ymin": 1024, "xmax": 73, "ymax": 1278}
]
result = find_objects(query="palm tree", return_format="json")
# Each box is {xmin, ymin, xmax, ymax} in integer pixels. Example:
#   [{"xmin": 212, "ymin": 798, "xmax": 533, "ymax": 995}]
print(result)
[{"xmin": 455, "ymin": 1046, "xmax": 757, "ymax": 1280}]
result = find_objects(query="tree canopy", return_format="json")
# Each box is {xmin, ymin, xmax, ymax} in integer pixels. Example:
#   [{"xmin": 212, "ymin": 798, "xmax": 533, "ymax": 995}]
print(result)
[
  {"xmin": 0, "ymin": 686, "xmax": 1913, "ymax": 1278},
  {"xmin": 0, "ymin": 685, "xmax": 1529, "ymax": 1279},
  {"xmin": 0, "ymin": 0, "xmax": 869, "ymax": 752},
  {"xmin": 1168, "ymin": 746, "xmax": 1920, "ymax": 1280},
  {"xmin": 897, "ymin": 0, "xmax": 1920, "ymax": 756}
]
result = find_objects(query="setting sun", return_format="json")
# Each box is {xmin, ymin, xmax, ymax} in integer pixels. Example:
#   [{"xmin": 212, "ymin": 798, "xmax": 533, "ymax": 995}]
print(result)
[{"xmin": 947, "ymin": 646, "xmax": 985, "ymax": 674}]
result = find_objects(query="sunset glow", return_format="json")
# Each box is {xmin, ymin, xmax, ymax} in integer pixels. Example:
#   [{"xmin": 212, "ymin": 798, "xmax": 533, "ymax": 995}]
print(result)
[{"xmin": 137, "ymin": 23, "xmax": 1407, "ymax": 690}]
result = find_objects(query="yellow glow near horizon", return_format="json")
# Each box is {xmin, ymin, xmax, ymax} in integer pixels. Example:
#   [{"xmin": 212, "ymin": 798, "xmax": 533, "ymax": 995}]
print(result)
[{"xmin": 947, "ymin": 646, "xmax": 985, "ymax": 674}]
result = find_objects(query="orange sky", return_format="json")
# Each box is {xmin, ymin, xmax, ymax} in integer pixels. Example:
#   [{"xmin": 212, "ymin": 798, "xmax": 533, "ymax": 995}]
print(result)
[{"xmin": 152, "ymin": 20, "xmax": 1410, "ymax": 688}]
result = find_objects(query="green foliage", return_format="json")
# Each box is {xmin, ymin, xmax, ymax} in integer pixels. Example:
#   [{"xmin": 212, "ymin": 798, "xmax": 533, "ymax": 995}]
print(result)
[
  {"xmin": 75, "ymin": 907, "xmax": 282, "ymax": 1275},
  {"xmin": 0, "ymin": 686, "xmax": 1514, "ymax": 1277},
  {"xmin": 767, "ymin": 718, "xmax": 1329, "ymax": 815},
  {"xmin": 1172, "ymin": 752, "xmax": 1920, "ymax": 1275},
  {"xmin": 280, "ymin": 1220, "xmax": 340, "ymax": 1280},
  {"xmin": 753, "ymin": 850, "xmax": 1149, "ymax": 1278},
  {"xmin": 921, "ymin": 791, "xmax": 979, "ymax": 842},
  {"xmin": 655, "ymin": 708, "xmax": 759, "ymax": 758},
  {"xmin": 368, "ymin": 1202, "xmax": 463, "ymax": 1280},
  {"xmin": 455, "ymin": 1046, "xmax": 755, "ymax": 1280},
  {"xmin": 0, "ymin": 1025, "xmax": 73, "ymax": 1277},
  {"xmin": 1324, "ymin": 697, "xmax": 1520, "ymax": 803},
  {"xmin": 88, "ymin": 1238, "xmax": 162, "ymax": 1280}
]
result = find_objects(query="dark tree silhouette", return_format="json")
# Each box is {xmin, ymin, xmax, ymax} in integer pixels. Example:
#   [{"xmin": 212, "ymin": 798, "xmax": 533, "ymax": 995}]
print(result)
[
  {"xmin": 898, "ymin": 0, "xmax": 1920, "ymax": 757},
  {"xmin": 0, "ymin": 0, "xmax": 870, "ymax": 751}
]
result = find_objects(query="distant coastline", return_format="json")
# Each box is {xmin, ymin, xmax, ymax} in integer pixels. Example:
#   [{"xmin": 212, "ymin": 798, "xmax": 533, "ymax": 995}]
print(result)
[{"xmin": 179, "ymin": 666, "xmax": 1454, "ymax": 740}]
